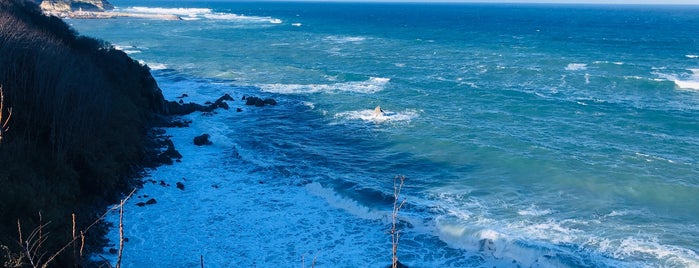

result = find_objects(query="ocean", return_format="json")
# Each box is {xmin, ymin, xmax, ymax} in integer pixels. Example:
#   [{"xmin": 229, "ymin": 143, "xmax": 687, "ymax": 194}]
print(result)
[{"xmin": 68, "ymin": 1, "xmax": 699, "ymax": 267}]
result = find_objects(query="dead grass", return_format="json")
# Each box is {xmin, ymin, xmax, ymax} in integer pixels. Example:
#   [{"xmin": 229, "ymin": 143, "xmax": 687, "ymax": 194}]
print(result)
[{"xmin": 11, "ymin": 189, "xmax": 136, "ymax": 268}]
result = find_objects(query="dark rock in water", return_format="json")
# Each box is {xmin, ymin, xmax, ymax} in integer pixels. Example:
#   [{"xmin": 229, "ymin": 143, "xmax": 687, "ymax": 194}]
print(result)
[
  {"xmin": 216, "ymin": 93, "xmax": 234, "ymax": 102},
  {"xmin": 193, "ymin": 134, "xmax": 213, "ymax": 146},
  {"xmin": 212, "ymin": 94, "xmax": 233, "ymax": 110},
  {"xmin": 245, "ymin": 96, "xmax": 258, "ymax": 106},
  {"xmin": 236, "ymin": 108, "xmax": 243, "ymax": 112},
  {"xmin": 176, "ymin": 93, "xmax": 189, "ymax": 98},
  {"xmin": 385, "ymin": 261, "xmax": 409, "ymax": 268},
  {"xmin": 164, "ymin": 94, "xmax": 234, "ymax": 115},
  {"xmin": 157, "ymin": 139, "xmax": 182, "ymax": 164},
  {"xmin": 245, "ymin": 96, "xmax": 275, "ymax": 107},
  {"xmin": 136, "ymin": 198, "xmax": 157, "ymax": 207},
  {"xmin": 176, "ymin": 182, "xmax": 185, "ymax": 190},
  {"xmin": 264, "ymin": 98, "xmax": 277, "ymax": 105}
]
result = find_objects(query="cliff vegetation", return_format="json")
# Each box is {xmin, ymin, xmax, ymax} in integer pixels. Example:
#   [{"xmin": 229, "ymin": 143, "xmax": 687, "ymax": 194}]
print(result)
[{"xmin": 0, "ymin": 0, "xmax": 168, "ymax": 266}]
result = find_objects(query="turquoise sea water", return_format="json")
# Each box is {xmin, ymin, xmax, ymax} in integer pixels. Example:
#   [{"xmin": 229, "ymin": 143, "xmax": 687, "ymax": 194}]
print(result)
[{"xmin": 70, "ymin": 2, "xmax": 699, "ymax": 267}]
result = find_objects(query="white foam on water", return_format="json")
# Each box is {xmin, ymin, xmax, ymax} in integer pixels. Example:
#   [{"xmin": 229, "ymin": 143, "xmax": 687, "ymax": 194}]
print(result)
[
  {"xmin": 203, "ymin": 13, "xmax": 281, "ymax": 24},
  {"xmin": 517, "ymin": 205, "xmax": 553, "ymax": 216},
  {"xmin": 593, "ymin": 60, "xmax": 624, "ymax": 65},
  {"xmin": 334, "ymin": 109, "xmax": 418, "ymax": 124},
  {"xmin": 95, "ymin": 104, "xmax": 398, "ymax": 267},
  {"xmin": 137, "ymin": 60, "xmax": 168, "ymax": 71},
  {"xmin": 686, "ymin": 55, "xmax": 698, "ymax": 59},
  {"xmin": 258, "ymin": 77, "xmax": 390, "ymax": 94},
  {"xmin": 120, "ymin": 6, "xmax": 281, "ymax": 23},
  {"xmin": 656, "ymin": 69, "xmax": 699, "ymax": 91},
  {"xmin": 122, "ymin": 6, "xmax": 212, "ymax": 16},
  {"xmin": 291, "ymin": 22, "xmax": 302, "ymax": 27},
  {"xmin": 323, "ymin": 35, "xmax": 368, "ymax": 44},
  {"xmin": 596, "ymin": 236, "xmax": 699, "ymax": 267},
  {"xmin": 306, "ymin": 182, "xmax": 386, "ymax": 220},
  {"xmin": 565, "ymin": 63, "xmax": 588, "ymax": 71},
  {"xmin": 429, "ymin": 189, "xmax": 699, "ymax": 267}
]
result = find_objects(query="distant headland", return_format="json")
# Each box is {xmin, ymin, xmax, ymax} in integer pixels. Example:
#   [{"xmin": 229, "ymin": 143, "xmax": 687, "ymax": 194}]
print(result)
[{"xmin": 39, "ymin": 0, "xmax": 182, "ymax": 20}]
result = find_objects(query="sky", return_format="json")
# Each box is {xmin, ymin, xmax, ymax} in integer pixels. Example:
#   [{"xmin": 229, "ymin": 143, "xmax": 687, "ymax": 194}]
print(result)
[{"xmin": 277, "ymin": 0, "xmax": 699, "ymax": 4}]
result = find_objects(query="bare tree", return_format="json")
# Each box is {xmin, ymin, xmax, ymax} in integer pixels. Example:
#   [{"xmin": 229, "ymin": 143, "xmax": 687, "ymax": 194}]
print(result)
[
  {"xmin": 390, "ymin": 176, "xmax": 407, "ymax": 268},
  {"xmin": 0, "ymin": 85, "xmax": 11, "ymax": 144}
]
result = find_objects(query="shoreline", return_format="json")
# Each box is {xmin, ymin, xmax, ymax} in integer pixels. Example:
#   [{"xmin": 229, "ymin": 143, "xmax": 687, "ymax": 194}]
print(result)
[{"xmin": 46, "ymin": 10, "xmax": 182, "ymax": 20}]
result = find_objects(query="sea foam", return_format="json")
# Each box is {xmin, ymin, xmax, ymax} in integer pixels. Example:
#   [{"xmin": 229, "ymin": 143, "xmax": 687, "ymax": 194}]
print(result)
[
  {"xmin": 657, "ymin": 69, "xmax": 699, "ymax": 90},
  {"xmin": 258, "ymin": 77, "xmax": 390, "ymax": 94},
  {"xmin": 121, "ymin": 6, "xmax": 282, "ymax": 23},
  {"xmin": 334, "ymin": 109, "xmax": 418, "ymax": 124},
  {"xmin": 565, "ymin": 63, "xmax": 588, "ymax": 71}
]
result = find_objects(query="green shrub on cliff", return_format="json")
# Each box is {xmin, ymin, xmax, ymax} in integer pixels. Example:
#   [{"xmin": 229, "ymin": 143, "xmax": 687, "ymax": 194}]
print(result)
[{"xmin": 0, "ymin": 0, "xmax": 166, "ymax": 266}]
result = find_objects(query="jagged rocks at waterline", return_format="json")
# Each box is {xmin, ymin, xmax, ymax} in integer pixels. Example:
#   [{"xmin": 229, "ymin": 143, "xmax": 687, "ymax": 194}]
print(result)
[
  {"xmin": 244, "ymin": 96, "xmax": 277, "ymax": 107},
  {"xmin": 193, "ymin": 134, "xmax": 212, "ymax": 146}
]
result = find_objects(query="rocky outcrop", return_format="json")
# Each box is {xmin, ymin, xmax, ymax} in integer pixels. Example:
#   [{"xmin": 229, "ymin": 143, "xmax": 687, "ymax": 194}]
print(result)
[
  {"xmin": 164, "ymin": 94, "xmax": 234, "ymax": 115},
  {"xmin": 193, "ymin": 134, "xmax": 212, "ymax": 146},
  {"xmin": 244, "ymin": 96, "xmax": 277, "ymax": 107},
  {"xmin": 40, "ymin": 0, "xmax": 113, "ymax": 14}
]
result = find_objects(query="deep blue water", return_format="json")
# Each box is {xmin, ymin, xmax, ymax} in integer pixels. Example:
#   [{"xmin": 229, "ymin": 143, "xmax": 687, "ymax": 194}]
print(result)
[{"xmin": 70, "ymin": 2, "xmax": 699, "ymax": 267}]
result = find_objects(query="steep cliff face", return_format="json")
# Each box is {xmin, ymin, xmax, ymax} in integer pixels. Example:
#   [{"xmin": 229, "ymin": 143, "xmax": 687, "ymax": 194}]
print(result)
[
  {"xmin": 0, "ymin": 0, "xmax": 165, "ymax": 266},
  {"xmin": 39, "ymin": 0, "xmax": 113, "ymax": 14}
]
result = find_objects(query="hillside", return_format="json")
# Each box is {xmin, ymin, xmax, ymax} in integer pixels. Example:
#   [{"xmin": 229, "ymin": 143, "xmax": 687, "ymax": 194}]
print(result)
[{"xmin": 0, "ymin": 0, "xmax": 169, "ymax": 266}]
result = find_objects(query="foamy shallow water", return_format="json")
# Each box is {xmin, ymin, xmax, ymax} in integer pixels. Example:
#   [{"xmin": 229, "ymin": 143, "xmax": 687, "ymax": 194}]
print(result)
[{"xmin": 72, "ymin": 2, "xmax": 699, "ymax": 267}]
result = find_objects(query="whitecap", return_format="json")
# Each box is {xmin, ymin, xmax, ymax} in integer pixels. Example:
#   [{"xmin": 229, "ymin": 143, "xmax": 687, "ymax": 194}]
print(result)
[
  {"xmin": 269, "ymin": 18, "xmax": 283, "ymax": 24},
  {"xmin": 323, "ymin": 35, "xmax": 367, "ymax": 44},
  {"xmin": 658, "ymin": 69, "xmax": 699, "ymax": 90},
  {"xmin": 258, "ymin": 77, "xmax": 390, "ymax": 94},
  {"xmin": 122, "ymin": 6, "xmax": 212, "ymax": 16},
  {"xmin": 305, "ymin": 182, "xmax": 384, "ymax": 220},
  {"xmin": 334, "ymin": 108, "xmax": 418, "ymax": 124},
  {"xmin": 565, "ymin": 63, "xmax": 587, "ymax": 71},
  {"xmin": 685, "ymin": 55, "xmax": 698, "ymax": 59},
  {"xmin": 291, "ymin": 23, "xmax": 302, "ymax": 27},
  {"xmin": 112, "ymin": 44, "xmax": 141, "ymax": 54},
  {"xmin": 138, "ymin": 61, "xmax": 167, "ymax": 70},
  {"xmin": 517, "ymin": 205, "xmax": 553, "ymax": 216}
]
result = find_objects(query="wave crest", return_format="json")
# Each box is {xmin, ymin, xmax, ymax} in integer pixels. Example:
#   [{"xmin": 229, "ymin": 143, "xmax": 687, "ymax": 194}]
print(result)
[
  {"xmin": 258, "ymin": 77, "xmax": 390, "ymax": 94},
  {"xmin": 334, "ymin": 108, "xmax": 418, "ymax": 123}
]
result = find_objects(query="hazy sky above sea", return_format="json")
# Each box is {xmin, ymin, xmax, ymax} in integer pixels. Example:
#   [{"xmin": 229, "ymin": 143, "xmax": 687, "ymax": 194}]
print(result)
[{"xmin": 267, "ymin": 0, "xmax": 699, "ymax": 4}]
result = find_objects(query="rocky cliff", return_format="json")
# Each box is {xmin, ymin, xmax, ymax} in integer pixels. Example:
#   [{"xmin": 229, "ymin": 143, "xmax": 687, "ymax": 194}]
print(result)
[{"xmin": 39, "ymin": 0, "xmax": 113, "ymax": 14}]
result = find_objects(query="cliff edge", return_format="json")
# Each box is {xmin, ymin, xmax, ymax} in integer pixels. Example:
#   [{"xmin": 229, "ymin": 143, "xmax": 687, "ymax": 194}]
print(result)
[
  {"xmin": 39, "ymin": 0, "xmax": 113, "ymax": 14},
  {"xmin": 1, "ymin": 0, "xmax": 168, "ymax": 266}
]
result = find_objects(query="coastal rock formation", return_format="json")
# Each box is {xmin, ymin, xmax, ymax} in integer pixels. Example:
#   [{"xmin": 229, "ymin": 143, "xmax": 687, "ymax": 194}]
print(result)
[
  {"xmin": 39, "ymin": 0, "xmax": 113, "ymax": 14},
  {"xmin": 157, "ymin": 139, "xmax": 183, "ymax": 164},
  {"xmin": 193, "ymin": 134, "xmax": 212, "ymax": 146},
  {"xmin": 0, "ymin": 0, "xmax": 178, "ymax": 265},
  {"xmin": 164, "ymin": 94, "xmax": 234, "ymax": 115},
  {"xmin": 244, "ymin": 96, "xmax": 277, "ymax": 107}
]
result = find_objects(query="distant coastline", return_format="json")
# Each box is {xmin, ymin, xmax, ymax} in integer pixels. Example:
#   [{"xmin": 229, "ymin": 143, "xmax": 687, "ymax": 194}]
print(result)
[
  {"xmin": 39, "ymin": 0, "xmax": 182, "ymax": 20},
  {"xmin": 46, "ymin": 10, "xmax": 182, "ymax": 20}
]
